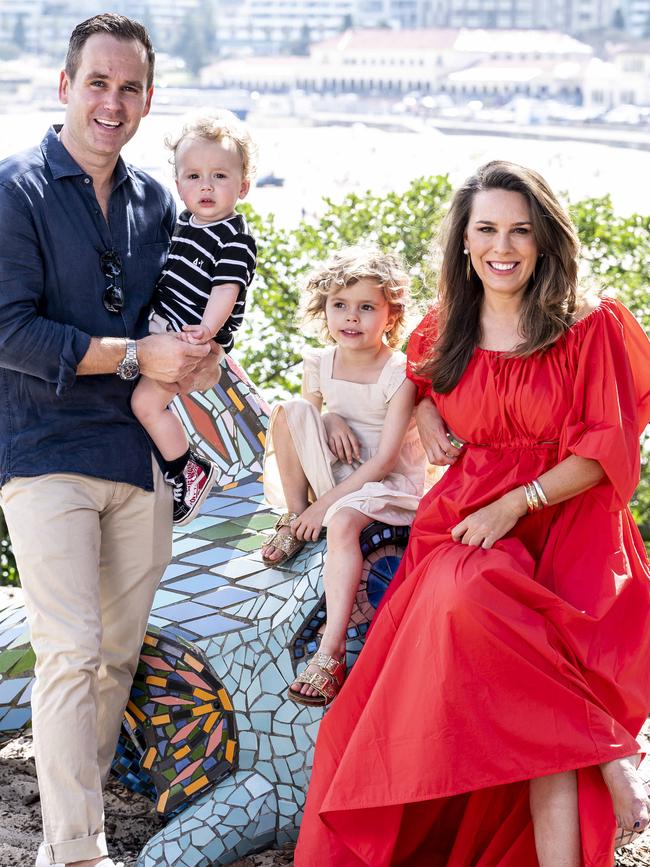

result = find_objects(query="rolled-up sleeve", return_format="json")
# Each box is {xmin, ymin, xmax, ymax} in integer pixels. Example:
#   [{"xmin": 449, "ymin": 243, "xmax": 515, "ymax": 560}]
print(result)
[{"xmin": 0, "ymin": 183, "xmax": 91, "ymax": 395}]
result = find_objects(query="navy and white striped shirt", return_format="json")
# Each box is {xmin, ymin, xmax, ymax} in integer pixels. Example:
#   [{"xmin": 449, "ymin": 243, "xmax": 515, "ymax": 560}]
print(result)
[{"xmin": 152, "ymin": 210, "xmax": 256, "ymax": 353}]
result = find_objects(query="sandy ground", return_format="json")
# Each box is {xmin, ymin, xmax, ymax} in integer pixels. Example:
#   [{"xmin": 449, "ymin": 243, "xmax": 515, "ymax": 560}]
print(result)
[
  {"xmin": 0, "ymin": 733, "xmax": 649, "ymax": 867},
  {"xmin": 0, "ymin": 736, "xmax": 295, "ymax": 867}
]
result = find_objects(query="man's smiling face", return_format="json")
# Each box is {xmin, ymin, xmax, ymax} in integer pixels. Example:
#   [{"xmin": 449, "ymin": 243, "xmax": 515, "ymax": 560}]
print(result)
[{"xmin": 58, "ymin": 32, "xmax": 153, "ymax": 169}]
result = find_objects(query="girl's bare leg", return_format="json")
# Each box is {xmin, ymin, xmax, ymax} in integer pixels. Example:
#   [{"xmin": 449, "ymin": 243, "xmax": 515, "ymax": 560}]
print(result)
[
  {"xmin": 601, "ymin": 755, "xmax": 650, "ymax": 831},
  {"xmin": 131, "ymin": 376, "xmax": 186, "ymax": 461},
  {"xmin": 530, "ymin": 771, "xmax": 580, "ymax": 867},
  {"xmin": 291, "ymin": 508, "xmax": 372, "ymax": 698},
  {"xmin": 262, "ymin": 407, "xmax": 310, "ymax": 563}
]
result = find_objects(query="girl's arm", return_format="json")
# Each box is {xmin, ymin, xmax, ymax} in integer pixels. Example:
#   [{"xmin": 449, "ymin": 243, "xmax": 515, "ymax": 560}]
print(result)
[
  {"xmin": 451, "ymin": 455, "xmax": 604, "ymax": 549},
  {"xmin": 292, "ymin": 378, "xmax": 417, "ymax": 541},
  {"xmin": 322, "ymin": 413, "xmax": 361, "ymax": 464},
  {"xmin": 301, "ymin": 372, "xmax": 323, "ymax": 412}
]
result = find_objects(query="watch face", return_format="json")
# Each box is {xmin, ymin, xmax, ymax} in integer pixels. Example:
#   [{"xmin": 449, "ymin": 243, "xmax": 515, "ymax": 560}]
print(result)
[{"xmin": 118, "ymin": 360, "xmax": 140, "ymax": 381}]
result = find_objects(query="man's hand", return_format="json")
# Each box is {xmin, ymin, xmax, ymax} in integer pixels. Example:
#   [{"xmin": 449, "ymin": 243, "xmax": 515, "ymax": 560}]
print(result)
[
  {"xmin": 176, "ymin": 348, "xmax": 223, "ymax": 394},
  {"xmin": 136, "ymin": 333, "xmax": 210, "ymax": 384}
]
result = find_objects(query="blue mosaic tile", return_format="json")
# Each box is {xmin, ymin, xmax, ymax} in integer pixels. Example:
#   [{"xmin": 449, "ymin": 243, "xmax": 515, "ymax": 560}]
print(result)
[
  {"xmin": 150, "ymin": 590, "xmax": 188, "ymax": 609},
  {"xmin": 167, "ymin": 573, "xmax": 229, "ymax": 593},
  {"xmin": 0, "ymin": 707, "xmax": 32, "ymax": 730},
  {"xmin": 0, "ymin": 677, "xmax": 31, "ymax": 702},
  {"xmin": 172, "ymin": 537, "xmax": 212, "ymax": 556},
  {"xmin": 183, "ymin": 613, "xmax": 246, "ymax": 638},
  {"xmin": 0, "ymin": 626, "xmax": 27, "ymax": 649},
  {"xmin": 208, "ymin": 501, "xmax": 259, "ymax": 519},
  {"xmin": 161, "ymin": 563, "xmax": 196, "ymax": 580},
  {"xmin": 182, "ymin": 547, "xmax": 248, "ymax": 568},
  {"xmin": 153, "ymin": 601, "xmax": 216, "ymax": 621},
  {"xmin": 195, "ymin": 587, "xmax": 258, "ymax": 607}
]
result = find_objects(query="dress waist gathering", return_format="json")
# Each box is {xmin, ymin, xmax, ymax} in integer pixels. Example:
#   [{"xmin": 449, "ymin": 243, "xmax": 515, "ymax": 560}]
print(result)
[{"xmin": 461, "ymin": 439, "xmax": 559, "ymax": 450}]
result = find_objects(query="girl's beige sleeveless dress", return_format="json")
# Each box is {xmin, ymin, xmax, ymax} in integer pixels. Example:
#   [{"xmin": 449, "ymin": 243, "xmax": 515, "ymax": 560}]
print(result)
[{"xmin": 263, "ymin": 346, "xmax": 427, "ymax": 526}]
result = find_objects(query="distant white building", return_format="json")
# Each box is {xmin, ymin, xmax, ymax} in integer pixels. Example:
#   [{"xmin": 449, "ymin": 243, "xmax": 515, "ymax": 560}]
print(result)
[
  {"xmin": 583, "ymin": 39, "xmax": 650, "ymax": 107},
  {"xmin": 202, "ymin": 26, "xmax": 594, "ymax": 100}
]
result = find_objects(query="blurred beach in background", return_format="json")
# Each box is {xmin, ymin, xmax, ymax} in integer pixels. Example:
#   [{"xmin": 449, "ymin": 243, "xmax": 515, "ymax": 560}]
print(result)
[{"xmin": 3, "ymin": 106, "xmax": 650, "ymax": 227}]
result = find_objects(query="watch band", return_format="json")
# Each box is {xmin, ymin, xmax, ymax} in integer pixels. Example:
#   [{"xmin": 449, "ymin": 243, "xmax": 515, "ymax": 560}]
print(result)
[{"xmin": 116, "ymin": 338, "xmax": 139, "ymax": 380}]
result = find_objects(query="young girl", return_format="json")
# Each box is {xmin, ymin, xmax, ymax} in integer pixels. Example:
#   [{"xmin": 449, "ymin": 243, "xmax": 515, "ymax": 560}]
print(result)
[{"xmin": 262, "ymin": 247, "xmax": 427, "ymax": 707}]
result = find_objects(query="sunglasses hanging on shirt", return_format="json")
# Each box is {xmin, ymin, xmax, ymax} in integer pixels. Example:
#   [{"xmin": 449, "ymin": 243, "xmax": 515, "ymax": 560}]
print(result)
[{"xmin": 99, "ymin": 249, "xmax": 124, "ymax": 314}]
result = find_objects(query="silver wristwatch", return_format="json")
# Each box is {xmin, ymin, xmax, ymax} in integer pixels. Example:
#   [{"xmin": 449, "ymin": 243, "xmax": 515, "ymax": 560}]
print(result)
[{"xmin": 116, "ymin": 339, "xmax": 140, "ymax": 381}]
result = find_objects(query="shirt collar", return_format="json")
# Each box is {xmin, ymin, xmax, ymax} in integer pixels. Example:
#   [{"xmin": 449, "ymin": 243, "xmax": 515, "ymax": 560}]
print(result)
[{"xmin": 41, "ymin": 124, "xmax": 134, "ymax": 187}]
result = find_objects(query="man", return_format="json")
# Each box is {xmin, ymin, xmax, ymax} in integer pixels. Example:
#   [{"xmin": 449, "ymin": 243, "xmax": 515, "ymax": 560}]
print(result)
[{"xmin": 0, "ymin": 14, "xmax": 220, "ymax": 867}]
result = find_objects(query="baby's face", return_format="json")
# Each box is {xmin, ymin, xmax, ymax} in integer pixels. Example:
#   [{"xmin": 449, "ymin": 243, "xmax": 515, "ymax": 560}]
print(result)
[{"xmin": 175, "ymin": 135, "xmax": 249, "ymax": 225}]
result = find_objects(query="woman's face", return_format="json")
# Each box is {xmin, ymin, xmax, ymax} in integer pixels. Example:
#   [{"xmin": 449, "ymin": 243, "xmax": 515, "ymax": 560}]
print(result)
[{"xmin": 464, "ymin": 188, "xmax": 539, "ymax": 301}]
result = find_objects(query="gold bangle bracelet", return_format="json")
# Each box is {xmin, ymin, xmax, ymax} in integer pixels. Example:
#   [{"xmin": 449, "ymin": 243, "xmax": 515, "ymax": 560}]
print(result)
[
  {"xmin": 523, "ymin": 482, "xmax": 536, "ymax": 513},
  {"xmin": 531, "ymin": 478, "xmax": 549, "ymax": 507},
  {"xmin": 524, "ymin": 481, "xmax": 543, "ymax": 513}
]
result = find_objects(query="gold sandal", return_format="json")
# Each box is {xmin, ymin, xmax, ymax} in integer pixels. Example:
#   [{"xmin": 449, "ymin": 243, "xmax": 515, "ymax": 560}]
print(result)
[
  {"xmin": 287, "ymin": 651, "xmax": 346, "ymax": 707},
  {"xmin": 261, "ymin": 512, "xmax": 305, "ymax": 566}
]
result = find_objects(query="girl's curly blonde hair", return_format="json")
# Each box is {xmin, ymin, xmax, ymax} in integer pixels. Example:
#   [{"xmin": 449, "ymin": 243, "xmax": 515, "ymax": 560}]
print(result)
[
  {"xmin": 165, "ymin": 109, "xmax": 258, "ymax": 181},
  {"xmin": 301, "ymin": 246, "xmax": 411, "ymax": 349}
]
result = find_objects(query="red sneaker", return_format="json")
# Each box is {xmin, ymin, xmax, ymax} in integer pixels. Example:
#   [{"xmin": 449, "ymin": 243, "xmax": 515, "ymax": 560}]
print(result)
[{"xmin": 172, "ymin": 452, "xmax": 217, "ymax": 525}]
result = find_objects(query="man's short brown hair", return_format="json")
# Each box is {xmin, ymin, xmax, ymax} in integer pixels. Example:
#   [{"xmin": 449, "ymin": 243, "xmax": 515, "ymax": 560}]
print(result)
[{"xmin": 65, "ymin": 13, "xmax": 155, "ymax": 89}]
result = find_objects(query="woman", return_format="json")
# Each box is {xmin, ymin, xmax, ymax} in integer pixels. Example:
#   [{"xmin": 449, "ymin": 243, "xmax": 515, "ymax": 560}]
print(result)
[{"xmin": 294, "ymin": 161, "xmax": 650, "ymax": 867}]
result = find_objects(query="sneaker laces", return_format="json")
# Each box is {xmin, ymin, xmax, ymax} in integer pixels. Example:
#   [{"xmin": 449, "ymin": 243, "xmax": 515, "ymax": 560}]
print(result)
[{"xmin": 172, "ymin": 476, "xmax": 184, "ymax": 503}]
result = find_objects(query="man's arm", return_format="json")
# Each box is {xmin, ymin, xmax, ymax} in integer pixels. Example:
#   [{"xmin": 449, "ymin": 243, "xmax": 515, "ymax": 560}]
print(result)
[
  {"xmin": 0, "ymin": 183, "xmax": 209, "ymax": 388},
  {"xmin": 77, "ymin": 334, "xmax": 209, "ymax": 381},
  {"xmin": 0, "ymin": 184, "xmax": 91, "ymax": 393}
]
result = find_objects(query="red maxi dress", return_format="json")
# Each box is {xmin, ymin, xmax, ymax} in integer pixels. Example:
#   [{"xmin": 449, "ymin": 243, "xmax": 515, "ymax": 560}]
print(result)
[{"xmin": 294, "ymin": 298, "xmax": 650, "ymax": 867}]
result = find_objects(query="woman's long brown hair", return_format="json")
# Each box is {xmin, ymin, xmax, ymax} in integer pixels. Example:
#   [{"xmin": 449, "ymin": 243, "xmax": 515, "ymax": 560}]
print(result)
[{"xmin": 419, "ymin": 161, "xmax": 580, "ymax": 393}]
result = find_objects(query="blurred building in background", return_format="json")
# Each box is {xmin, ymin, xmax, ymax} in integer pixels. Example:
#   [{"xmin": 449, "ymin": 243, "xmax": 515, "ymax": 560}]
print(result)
[
  {"xmin": 1, "ymin": 0, "xmax": 649, "ymax": 62},
  {"xmin": 0, "ymin": 0, "xmax": 649, "ymax": 119}
]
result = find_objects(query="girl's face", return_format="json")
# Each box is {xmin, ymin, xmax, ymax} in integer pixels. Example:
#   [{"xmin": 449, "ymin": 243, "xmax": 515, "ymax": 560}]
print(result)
[
  {"xmin": 464, "ymin": 188, "xmax": 539, "ymax": 301},
  {"xmin": 325, "ymin": 277, "xmax": 396, "ymax": 351}
]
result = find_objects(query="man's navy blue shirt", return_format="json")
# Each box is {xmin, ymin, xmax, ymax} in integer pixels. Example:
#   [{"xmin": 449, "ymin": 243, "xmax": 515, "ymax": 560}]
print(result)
[{"xmin": 0, "ymin": 126, "xmax": 176, "ymax": 491}]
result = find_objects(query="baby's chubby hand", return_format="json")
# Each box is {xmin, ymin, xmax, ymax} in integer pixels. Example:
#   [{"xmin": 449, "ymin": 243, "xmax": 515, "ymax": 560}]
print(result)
[{"xmin": 180, "ymin": 323, "xmax": 214, "ymax": 344}]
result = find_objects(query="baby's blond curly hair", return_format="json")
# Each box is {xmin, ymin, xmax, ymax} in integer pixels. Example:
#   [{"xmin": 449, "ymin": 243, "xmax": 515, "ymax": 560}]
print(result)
[
  {"xmin": 165, "ymin": 109, "xmax": 258, "ymax": 181},
  {"xmin": 301, "ymin": 246, "xmax": 411, "ymax": 349}
]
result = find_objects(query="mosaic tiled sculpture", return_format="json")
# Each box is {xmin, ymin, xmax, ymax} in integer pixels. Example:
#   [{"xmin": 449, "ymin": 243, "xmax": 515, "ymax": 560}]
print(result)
[{"xmin": 0, "ymin": 357, "xmax": 410, "ymax": 866}]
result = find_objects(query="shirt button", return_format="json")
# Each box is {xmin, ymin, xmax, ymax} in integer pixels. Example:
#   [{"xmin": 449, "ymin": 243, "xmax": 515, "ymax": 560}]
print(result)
[{"xmin": 84, "ymin": 177, "xmax": 91, "ymax": 184}]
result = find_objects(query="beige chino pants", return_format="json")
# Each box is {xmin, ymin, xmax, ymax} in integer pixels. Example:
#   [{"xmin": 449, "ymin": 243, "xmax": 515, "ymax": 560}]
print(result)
[{"xmin": 1, "ymin": 460, "xmax": 172, "ymax": 864}]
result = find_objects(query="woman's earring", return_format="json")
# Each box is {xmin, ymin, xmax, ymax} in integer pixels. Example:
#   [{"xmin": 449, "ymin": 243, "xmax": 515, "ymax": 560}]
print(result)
[{"xmin": 464, "ymin": 249, "xmax": 471, "ymax": 282}]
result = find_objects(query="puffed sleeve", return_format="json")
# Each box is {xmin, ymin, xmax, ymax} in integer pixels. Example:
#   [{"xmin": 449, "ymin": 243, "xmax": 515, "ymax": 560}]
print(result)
[
  {"xmin": 559, "ymin": 298, "xmax": 650, "ymax": 511},
  {"xmin": 383, "ymin": 352, "xmax": 407, "ymax": 402},
  {"xmin": 302, "ymin": 349, "xmax": 322, "ymax": 398},
  {"xmin": 405, "ymin": 306, "xmax": 438, "ymax": 403}
]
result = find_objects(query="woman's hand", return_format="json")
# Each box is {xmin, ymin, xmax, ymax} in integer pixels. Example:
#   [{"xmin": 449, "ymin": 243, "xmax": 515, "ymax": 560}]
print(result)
[
  {"xmin": 322, "ymin": 412, "xmax": 360, "ymax": 464},
  {"xmin": 416, "ymin": 398, "xmax": 462, "ymax": 466},
  {"xmin": 451, "ymin": 489, "xmax": 527, "ymax": 549},
  {"xmin": 291, "ymin": 502, "xmax": 328, "ymax": 542}
]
